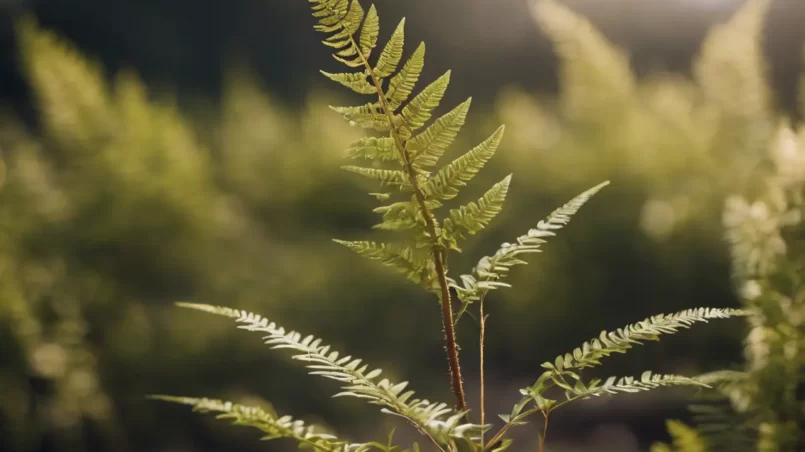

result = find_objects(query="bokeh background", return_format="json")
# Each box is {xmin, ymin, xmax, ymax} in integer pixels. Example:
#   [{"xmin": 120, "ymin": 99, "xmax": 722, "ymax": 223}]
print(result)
[{"xmin": 0, "ymin": 0, "xmax": 804, "ymax": 451}]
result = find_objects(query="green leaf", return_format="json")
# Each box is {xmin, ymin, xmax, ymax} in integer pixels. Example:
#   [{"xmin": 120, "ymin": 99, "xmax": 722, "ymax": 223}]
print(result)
[
  {"xmin": 442, "ymin": 174, "xmax": 512, "ymax": 249},
  {"xmin": 409, "ymin": 98, "xmax": 471, "ymax": 168},
  {"xmin": 422, "ymin": 125, "xmax": 505, "ymax": 201},
  {"xmin": 346, "ymin": 136, "xmax": 399, "ymax": 162},
  {"xmin": 320, "ymin": 71, "xmax": 376, "ymax": 94},
  {"xmin": 401, "ymin": 70, "xmax": 450, "ymax": 131},
  {"xmin": 386, "ymin": 42, "xmax": 425, "ymax": 110},
  {"xmin": 372, "ymin": 200, "xmax": 423, "ymax": 232},
  {"xmin": 333, "ymin": 240, "xmax": 433, "ymax": 285},
  {"xmin": 341, "ymin": 166, "xmax": 409, "ymax": 187},
  {"xmin": 360, "ymin": 4, "xmax": 379, "ymax": 56},
  {"xmin": 374, "ymin": 18, "xmax": 405, "ymax": 78}
]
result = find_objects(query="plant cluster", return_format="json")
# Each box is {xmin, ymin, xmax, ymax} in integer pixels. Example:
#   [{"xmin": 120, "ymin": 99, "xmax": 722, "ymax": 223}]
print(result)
[{"xmin": 153, "ymin": 1, "xmax": 749, "ymax": 451}]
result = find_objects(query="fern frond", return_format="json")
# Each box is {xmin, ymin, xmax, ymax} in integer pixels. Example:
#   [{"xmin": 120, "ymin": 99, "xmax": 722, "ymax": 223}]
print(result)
[
  {"xmin": 374, "ymin": 18, "xmax": 405, "ymax": 78},
  {"xmin": 571, "ymin": 372, "xmax": 709, "ymax": 398},
  {"xmin": 386, "ymin": 43, "xmax": 426, "ymax": 111},
  {"xmin": 650, "ymin": 420, "xmax": 708, "ymax": 452},
  {"xmin": 330, "ymin": 103, "xmax": 390, "ymax": 131},
  {"xmin": 441, "ymin": 175, "xmax": 512, "ymax": 250},
  {"xmin": 450, "ymin": 181, "xmax": 608, "ymax": 306},
  {"xmin": 541, "ymin": 307, "xmax": 749, "ymax": 375},
  {"xmin": 401, "ymin": 71, "xmax": 451, "ymax": 132},
  {"xmin": 321, "ymin": 71, "xmax": 376, "ymax": 94},
  {"xmin": 408, "ymin": 98, "xmax": 471, "ymax": 168},
  {"xmin": 372, "ymin": 200, "xmax": 423, "ymax": 231},
  {"xmin": 341, "ymin": 166, "xmax": 409, "ymax": 188},
  {"xmin": 422, "ymin": 126, "xmax": 505, "ymax": 201},
  {"xmin": 359, "ymin": 5, "xmax": 379, "ymax": 56},
  {"xmin": 346, "ymin": 137, "xmax": 399, "ymax": 162},
  {"xmin": 149, "ymin": 396, "xmax": 372, "ymax": 452},
  {"xmin": 333, "ymin": 240, "xmax": 434, "ymax": 286},
  {"xmin": 174, "ymin": 304, "xmax": 484, "ymax": 444}
]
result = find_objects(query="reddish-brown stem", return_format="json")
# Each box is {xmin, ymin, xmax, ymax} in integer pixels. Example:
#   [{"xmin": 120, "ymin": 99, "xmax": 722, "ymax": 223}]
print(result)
[
  {"xmin": 349, "ymin": 36, "xmax": 468, "ymax": 414},
  {"xmin": 480, "ymin": 297, "xmax": 488, "ymax": 445}
]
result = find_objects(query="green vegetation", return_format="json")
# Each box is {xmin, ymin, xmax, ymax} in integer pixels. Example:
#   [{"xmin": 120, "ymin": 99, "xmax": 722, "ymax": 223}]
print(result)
[{"xmin": 1, "ymin": 0, "xmax": 803, "ymax": 451}]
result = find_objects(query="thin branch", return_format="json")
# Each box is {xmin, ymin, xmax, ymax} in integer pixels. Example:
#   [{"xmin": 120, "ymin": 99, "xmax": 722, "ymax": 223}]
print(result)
[
  {"xmin": 349, "ymin": 34, "xmax": 468, "ymax": 414},
  {"xmin": 483, "ymin": 408, "xmax": 541, "ymax": 451},
  {"xmin": 538, "ymin": 411, "xmax": 549, "ymax": 452},
  {"xmin": 479, "ymin": 296, "xmax": 488, "ymax": 445}
]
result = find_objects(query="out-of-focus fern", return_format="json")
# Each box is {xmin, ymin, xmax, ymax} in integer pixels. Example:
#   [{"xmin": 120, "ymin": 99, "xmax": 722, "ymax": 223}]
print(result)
[
  {"xmin": 652, "ymin": 1, "xmax": 805, "ymax": 450},
  {"xmin": 152, "ymin": 2, "xmax": 750, "ymax": 451}
]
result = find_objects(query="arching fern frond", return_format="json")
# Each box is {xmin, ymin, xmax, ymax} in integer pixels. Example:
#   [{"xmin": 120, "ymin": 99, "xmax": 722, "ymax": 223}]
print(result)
[
  {"xmin": 149, "ymin": 396, "xmax": 375, "ymax": 452},
  {"xmin": 450, "ymin": 181, "xmax": 609, "ymax": 309},
  {"xmin": 541, "ymin": 307, "xmax": 749, "ymax": 375},
  {"xmin": 173, "ymin": 303, "xmax": 484, "ymax": 445},
  {"xmin": 441, "ymin": 175, "xmax": 512, "ymax": 251}
]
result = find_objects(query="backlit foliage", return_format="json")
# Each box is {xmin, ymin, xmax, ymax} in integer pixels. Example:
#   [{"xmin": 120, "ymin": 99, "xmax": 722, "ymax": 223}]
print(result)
[
  {"xmin": 651, "ymin": 1, "xmax": 805, "ymax": 451},
  {"xmin": 155, "ymin": 1, "xmax": 746, "ymax": 451}
]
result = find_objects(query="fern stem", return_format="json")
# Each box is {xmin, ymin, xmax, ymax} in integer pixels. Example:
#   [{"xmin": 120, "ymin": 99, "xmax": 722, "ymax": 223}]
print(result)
[
  {"xmin": 479, "ymin": 296, "xmax": 488, "ymax": 446},
  {"xmin": 538, "ymin": 411, "xmax": 549, "ymax": 452},
  {"xmin": 348, "ymin": 34, "xmax": 468, "ymax": 415}
]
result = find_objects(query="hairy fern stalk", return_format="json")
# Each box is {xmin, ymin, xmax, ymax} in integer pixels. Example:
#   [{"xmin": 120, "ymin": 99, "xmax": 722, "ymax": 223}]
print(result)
[{"xmin": 152, "ymin": 1, "xmax": 748, "ymax": 451}]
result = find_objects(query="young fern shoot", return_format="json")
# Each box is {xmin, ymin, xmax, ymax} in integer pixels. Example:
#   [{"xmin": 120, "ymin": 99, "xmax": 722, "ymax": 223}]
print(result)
[{"xmin": 152, "ymin": 1, "xmax": 750, "ymax": 451}]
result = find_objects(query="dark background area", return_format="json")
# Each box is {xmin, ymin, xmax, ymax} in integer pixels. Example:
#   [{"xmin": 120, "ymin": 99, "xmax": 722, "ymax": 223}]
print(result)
[{"xmin": 2, "ymin": 0, "xmax": 805, "ymax": 122}]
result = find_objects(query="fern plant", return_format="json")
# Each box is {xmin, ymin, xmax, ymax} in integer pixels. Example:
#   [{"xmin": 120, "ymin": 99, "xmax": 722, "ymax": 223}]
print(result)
[
  {"xmin": 152, "ymin": 1, "xmax": 748, "ymax": 450},
  {"xmin": 652, "ymin": 118, "xmax": 805, "ymax": 452}
]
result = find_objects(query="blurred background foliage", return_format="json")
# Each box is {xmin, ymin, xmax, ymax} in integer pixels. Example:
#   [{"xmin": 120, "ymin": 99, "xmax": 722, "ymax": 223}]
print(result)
[{"xmin": 0, "ymin": 0, "xmax": 803, "ymax": 451}]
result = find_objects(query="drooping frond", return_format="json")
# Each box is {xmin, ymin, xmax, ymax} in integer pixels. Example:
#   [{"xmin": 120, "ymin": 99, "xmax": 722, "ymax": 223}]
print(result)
[
  {"xmin": 333, "ymin": 240, "xmax": 435, "ymax": 286},
  {"xmin": 401, "ymin": 71, "xmax": 451, "ymax": 132},
  {"xmin": 650, "ymin": 420, "xmax": 708, "ymax": 452},
  {"xmin": 346, "ymin": 137, "xmax": 399, "ymax": 162},
  {"xmin": 149, "ymin": 396, "xmax": 374, "ymax": 452},
  {"xmin": 441, "ymin": 175, "xmax": 512, "ymax": 251},
  {"xmin": 408, "ymin": 98, "xmax": 472, "ymax": 168},
  {"xmin": 340, "ymin": 166, "xmax": 409, "ymax": 188},
  {"xmin": 540, "ymin": 307, "xmax": 749, "ymax": 375},
  {"xmin": 450, "ymin": 181, "xmax": 608, "ymax": 306},
  {"xmin": 174, "ymin": 304, "xmax": 483, "ymax": 444},
  {"xmin": 386, "ymin": 42, "xmax": 426, "ymax": 111},
  {"xmin": 422, "ymin": 126, "xmax": 506, "ymax": 201},
  {"xmin": 374, "ymin": 18, "xmax": 405, "ymax": 78}
]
